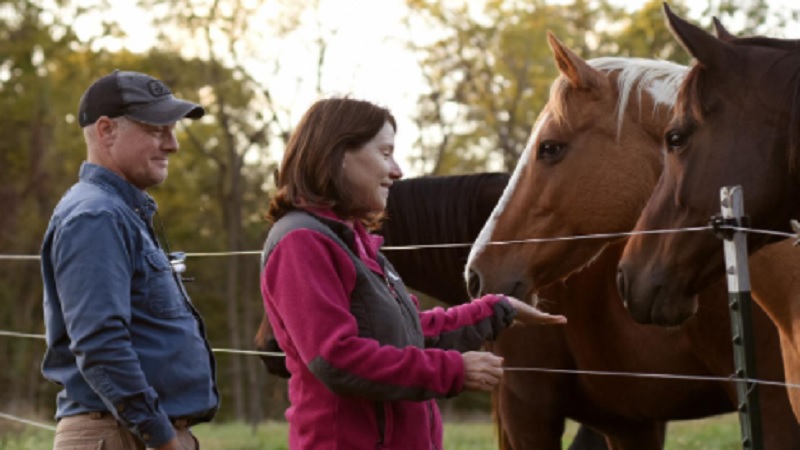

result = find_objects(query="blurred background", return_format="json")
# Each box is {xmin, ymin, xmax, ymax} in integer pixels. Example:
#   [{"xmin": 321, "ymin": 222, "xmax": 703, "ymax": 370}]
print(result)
[{"xmin": 0, "ymin": 0, "xmax": 797, "ymax": 431}]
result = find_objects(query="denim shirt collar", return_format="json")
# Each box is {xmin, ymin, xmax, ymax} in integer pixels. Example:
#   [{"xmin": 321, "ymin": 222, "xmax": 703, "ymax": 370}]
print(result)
[{"xmin": 79, "ymin": 162, "xmax": 157, "ymax": 219}]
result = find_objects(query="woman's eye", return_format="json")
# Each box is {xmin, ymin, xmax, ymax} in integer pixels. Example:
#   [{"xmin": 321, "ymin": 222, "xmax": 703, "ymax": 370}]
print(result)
[
  {"xmin": 664, "ymin": 130, "xmax": 688, "ymax": 152},
  {"xmin": 537, "ymin": 141, "xmax": 566, "ymax": 161}
]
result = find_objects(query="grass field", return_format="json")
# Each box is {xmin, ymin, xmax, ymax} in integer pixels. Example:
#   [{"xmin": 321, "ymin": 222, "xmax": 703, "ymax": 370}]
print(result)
[{"xmin": 0, "ymin": 413, "xmax": 743, "ymax": 449}]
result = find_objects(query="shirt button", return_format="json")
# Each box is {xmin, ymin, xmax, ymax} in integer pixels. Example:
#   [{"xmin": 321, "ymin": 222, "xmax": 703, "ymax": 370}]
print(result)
[
  {"xmin": 116, "ymin": 403, "xmax": 126, "ymax": 412},
  {"xmin": 142, "ymin": 433, "xmax": 150, "ymax": 441}
]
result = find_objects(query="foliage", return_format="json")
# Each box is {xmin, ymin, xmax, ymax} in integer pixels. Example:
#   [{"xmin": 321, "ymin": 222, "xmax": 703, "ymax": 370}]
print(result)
[
  {"xmin": 612, "ymin": 0, "xmax": 692, "ymax": 62},
  {"xmin": 402, "ymin": 0, "xmax": 791, "ymax": 175},
  {"xmin": 404, "ymin": 0, "xmax": 626, "ymax": 174},
  {"xmin": 0, "ymin": 0, "xmax": 285, "ymax": 422}
]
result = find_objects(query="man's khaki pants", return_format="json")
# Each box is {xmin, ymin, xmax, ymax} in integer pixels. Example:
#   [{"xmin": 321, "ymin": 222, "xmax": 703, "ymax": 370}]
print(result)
[{"xmin": 53, "ymin": 412, "xmax": 198, "ymax": 450}]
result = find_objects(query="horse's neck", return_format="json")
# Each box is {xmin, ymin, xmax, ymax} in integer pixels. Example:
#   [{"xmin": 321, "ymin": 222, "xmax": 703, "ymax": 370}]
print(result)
[
  {"xmin": 749, "ymin": 238, "xmax": 800, "ymax": 417},
  {"xmin": 750, "ymin": 239, "xmax": 800, "ymax": 347}
]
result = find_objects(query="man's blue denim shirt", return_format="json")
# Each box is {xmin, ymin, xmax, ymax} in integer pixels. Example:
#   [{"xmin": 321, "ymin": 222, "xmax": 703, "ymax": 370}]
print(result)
[{"xmin": 41, "ymin": 163, "xmax": 219, "ymax": 447}]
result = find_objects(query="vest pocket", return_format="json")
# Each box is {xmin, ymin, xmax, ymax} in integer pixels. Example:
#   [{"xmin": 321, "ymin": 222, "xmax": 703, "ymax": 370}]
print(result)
[{"xmin": 374, "ymin": 401, "xmax": 394, "ymax": 448}]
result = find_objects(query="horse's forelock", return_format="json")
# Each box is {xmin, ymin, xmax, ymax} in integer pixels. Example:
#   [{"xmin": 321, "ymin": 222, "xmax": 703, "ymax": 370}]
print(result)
[
  {"xmin": 589, "ymin": 58, "xmax": 688, "ymax": 137},
  {"xmin": 673, "ymin": 65, "xmax": 706, "ymax": 128},
  {"xmin": 548, "ymin": 57, "xmax": 687, "ymax": 138}
]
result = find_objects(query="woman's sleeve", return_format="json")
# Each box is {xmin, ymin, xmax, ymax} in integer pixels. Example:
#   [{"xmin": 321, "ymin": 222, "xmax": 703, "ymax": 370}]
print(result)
[
  {"xmin": 418, "ymin": 295, "xmax": 517, "ymax": 352},
  {"xmin": 262, "ymin": 229, "xmax": 465, "ymax": 400}
]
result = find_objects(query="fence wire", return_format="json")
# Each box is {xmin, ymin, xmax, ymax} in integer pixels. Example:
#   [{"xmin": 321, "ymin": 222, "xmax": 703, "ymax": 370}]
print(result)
[
  {"xmin": 0, "ymin": 223, "xmax": 796, "ymax": 431},
  {"xmin": 2, "ymin": 224, "xmax": 794, "ymax": 260}
]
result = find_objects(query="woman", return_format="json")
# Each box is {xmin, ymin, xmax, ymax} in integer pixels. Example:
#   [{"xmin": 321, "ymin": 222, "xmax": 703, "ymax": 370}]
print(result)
[{"xmin": 260, "ymin": 97, "xmax": 566, "ymax": 450}]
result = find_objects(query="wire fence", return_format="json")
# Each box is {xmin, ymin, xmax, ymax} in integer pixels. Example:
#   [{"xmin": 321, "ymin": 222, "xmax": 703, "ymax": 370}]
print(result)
[{"xmin": 0, "ymin": 223, "xmax": 795, "ymax": 431}]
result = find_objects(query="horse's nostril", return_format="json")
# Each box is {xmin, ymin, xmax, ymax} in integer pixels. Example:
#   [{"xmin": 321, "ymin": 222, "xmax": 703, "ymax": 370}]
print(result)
[
  {"xmin": 616, "ymin": 267, "xmax": 628, "ymax": 307},
  {"xmin": 467, "ymin": 269, "xmax": 483, "ymax": 298}
]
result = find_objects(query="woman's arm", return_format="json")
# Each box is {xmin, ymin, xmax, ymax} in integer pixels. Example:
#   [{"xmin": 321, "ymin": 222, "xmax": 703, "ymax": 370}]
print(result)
[{"xmin": 263, "ymin": 230, "xmax": 466, "ymax": 400}]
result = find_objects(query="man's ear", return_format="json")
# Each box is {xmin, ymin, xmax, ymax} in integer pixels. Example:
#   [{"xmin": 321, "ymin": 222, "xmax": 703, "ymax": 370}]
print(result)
[{"xmin": 94, "ymin": 116, "xmax": 118, "ymax": 146}]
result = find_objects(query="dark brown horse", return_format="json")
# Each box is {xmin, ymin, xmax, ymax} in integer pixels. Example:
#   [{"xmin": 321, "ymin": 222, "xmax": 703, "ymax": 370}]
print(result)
[
  {"xmin": 617, "ymin": 4, "xmax": 800, "ymax": 325},
  {"xmin": 617, "ymin": 5, "xmax": 800, "ymax": 420},
  {"xmin": 465, "ymin": 33, "xmax": 798, "ymax": 448}
]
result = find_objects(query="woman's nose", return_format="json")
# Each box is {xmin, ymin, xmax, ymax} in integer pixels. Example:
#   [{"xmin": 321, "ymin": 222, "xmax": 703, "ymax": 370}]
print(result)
[{"xmin": 390, "ymin": 157, "xmax": 403, "ymax": 180}]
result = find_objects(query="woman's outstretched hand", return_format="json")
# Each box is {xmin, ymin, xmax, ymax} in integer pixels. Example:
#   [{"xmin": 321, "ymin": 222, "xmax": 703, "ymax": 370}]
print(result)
[
  {"xmin": 462, "ymin": 351, "xmax": 504, "ymax": 391},
  {"xmin": 503, "ymin": 296, "xmax": 567, "ymax": 325}
]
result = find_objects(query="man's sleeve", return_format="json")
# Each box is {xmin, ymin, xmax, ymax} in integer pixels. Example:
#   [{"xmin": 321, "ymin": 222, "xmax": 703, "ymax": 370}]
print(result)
[{"xmin": 52, "ymin": 212, "xmax": 174, "ymax": 447}]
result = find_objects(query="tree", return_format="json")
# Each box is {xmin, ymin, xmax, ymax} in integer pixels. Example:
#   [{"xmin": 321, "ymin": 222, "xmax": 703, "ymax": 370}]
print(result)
[
  {"xmin": 0, "ymin": 0, "xmax": 101, "ymax": 416},
  {"xmin": 404, "ymin": 0, "xmax": 794, "ymax": 176},
  {"xmin": 404, "ymin": 0, "xmax": 631, "ymax": 174},
  {"xmin": 137, "ymin": 0, "xmax": 339, "ymax": 422},
  {"xmin": 0, "ymin": 0, "xmax": 280, "ymax": 422},
  {"xmin": 609, "ymin": 0, "xmax": 693, "ymax": 63}
]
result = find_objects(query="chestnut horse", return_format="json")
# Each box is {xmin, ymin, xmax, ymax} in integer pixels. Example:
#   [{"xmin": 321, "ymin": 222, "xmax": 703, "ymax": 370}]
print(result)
[
  {"xmin": 617, "ymin": 5, "xmax": 800, "ymax": 419},
  {"xmin": 465, "ymin": 33, "xmax": 798, "ymax": 448}
]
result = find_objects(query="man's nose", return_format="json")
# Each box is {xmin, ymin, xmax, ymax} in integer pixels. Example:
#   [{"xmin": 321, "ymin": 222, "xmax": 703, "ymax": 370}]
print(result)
[{"xmin": 163, "ymin": 129, "xmax": 179, "ymax": 153}]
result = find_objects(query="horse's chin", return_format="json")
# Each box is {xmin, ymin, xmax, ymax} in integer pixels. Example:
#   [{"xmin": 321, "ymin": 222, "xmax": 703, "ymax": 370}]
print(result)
[
  {"xmin": 529, "ymin": 243, "xmax": 609, "ymax": 295},
  {"xmin": 523, "ymin": 281, "xmax": 552, "ymax": 309},
  {"xmin": 507, "ymin": 280, "xmax": 553, "ymax": 310}
]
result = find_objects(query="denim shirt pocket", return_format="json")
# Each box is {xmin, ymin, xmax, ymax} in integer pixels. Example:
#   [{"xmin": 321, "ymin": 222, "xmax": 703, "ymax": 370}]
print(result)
[{"xmin": 144, "ymin": 250, "xmax": 191, "ymax": 318}]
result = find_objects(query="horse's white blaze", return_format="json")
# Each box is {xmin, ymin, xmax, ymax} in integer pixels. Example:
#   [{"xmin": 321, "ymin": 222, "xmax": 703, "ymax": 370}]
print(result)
[{"xmin": 464, "ymin": 112, "xmax": 552, "ymax": 284}]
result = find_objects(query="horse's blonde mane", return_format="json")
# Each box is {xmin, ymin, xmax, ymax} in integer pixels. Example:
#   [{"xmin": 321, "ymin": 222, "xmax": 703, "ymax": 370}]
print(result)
[{"xmin": 550, "ymin": 57, "xmax": 688, "ymax": 137}]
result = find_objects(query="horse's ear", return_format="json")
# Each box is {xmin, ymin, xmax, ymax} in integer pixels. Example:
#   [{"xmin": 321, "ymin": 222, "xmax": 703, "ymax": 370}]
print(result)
[
  {"xmin": 663, "ymin": 3, "xmax": 734, "ymax": 71},
  {"xmin": 712, "ymin": 16, "xmax": 736, "ymax": 42},
  {"xmin": 547, "ymin": 31, "xmax": 603, "ymax": 89}
]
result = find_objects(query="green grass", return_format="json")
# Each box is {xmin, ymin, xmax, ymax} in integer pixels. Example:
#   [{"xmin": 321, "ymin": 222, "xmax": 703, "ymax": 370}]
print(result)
[{"xmin": 0, "ymin": 414, "xmax": 742, "ymax": 449}]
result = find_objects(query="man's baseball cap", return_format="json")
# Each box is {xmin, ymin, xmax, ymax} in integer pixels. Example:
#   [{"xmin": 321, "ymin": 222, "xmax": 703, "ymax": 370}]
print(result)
[{"xmin": 78, "ymin": 70, "xmax": 205, "ymax": 127}]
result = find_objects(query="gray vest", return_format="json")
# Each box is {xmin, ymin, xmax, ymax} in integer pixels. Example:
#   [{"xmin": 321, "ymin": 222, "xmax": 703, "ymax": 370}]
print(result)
[{"xmin": 262, "ymin": 211, "xmax": 424, "ymax": 351}]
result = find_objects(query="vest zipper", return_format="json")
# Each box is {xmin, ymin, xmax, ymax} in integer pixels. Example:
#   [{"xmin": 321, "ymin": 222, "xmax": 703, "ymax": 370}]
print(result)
[
  {"xmin": 383, "ymin": 274, "xmax": 414, "ymax": 324},
  {"xmin": 382, "ymin": 274, "xmax": 399, "ymax": 298}
]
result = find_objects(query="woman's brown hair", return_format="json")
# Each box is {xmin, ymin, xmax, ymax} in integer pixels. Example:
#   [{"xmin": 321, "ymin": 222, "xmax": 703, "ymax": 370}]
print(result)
[{"xmin": 267, "ymin": 97, "xmax": 397, "ymax": 226}]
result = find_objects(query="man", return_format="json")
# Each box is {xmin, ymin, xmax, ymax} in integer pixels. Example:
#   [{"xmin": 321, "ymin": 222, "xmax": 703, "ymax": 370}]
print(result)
[{"xmin": 41, "ymin": 70, "xmax": 219, "ymax": 450}]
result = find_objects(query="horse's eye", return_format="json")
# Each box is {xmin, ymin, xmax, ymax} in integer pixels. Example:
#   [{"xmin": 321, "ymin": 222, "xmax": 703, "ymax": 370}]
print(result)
[
  {"xmin": 537, "ymin": 141, "xmax": 566, "ymax": 161},
  {"xmin": 664, "ymin": 130, "xmax": 688, "ymax": 152}
]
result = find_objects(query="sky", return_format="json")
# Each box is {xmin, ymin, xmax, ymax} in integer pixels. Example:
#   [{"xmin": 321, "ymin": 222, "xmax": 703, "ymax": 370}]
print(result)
[{"xmin": 71, "ymin": 0, "xmax": 798, "ymax": 176}]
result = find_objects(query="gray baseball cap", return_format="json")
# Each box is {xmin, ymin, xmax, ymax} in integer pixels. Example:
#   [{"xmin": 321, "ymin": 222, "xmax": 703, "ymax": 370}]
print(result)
[{"xmin": 78, "ymin": 70, "xmax": 205, "ymax": 127}]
